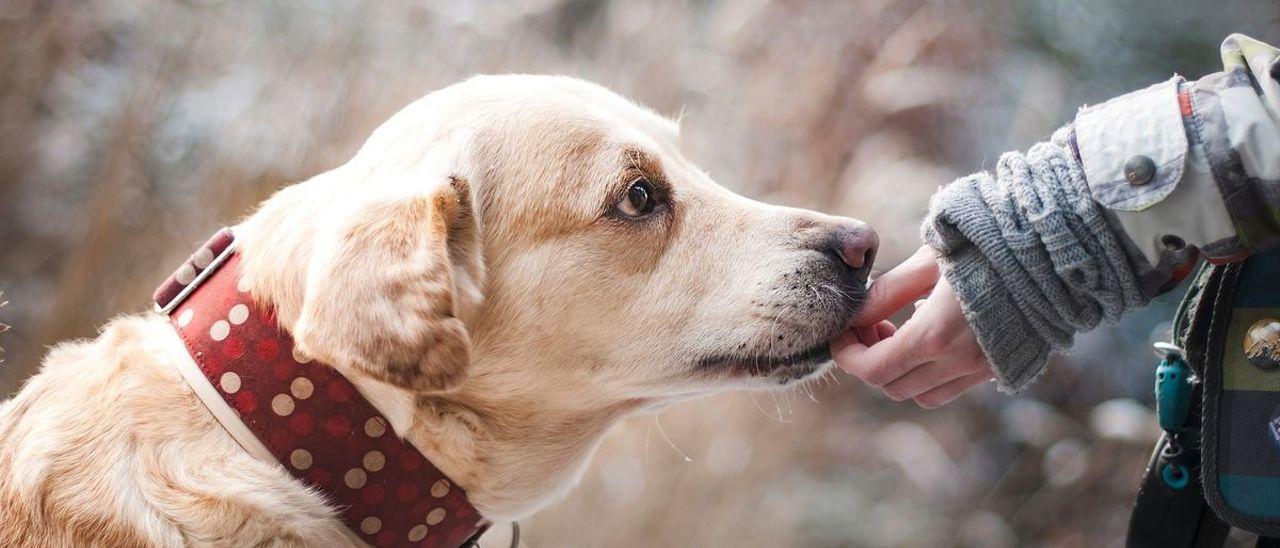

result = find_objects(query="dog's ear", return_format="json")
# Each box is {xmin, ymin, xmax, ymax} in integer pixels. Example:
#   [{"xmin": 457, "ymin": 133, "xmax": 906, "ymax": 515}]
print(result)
[{"xmin": 292, "ymin": 177, "xmax": 481, "ymax": 392}]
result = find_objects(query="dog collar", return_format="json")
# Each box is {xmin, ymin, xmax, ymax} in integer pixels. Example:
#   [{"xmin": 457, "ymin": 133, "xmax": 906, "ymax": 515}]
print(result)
[{"xmin": 155, "ymin": 228, "xmax": 489, "ymax": 547}]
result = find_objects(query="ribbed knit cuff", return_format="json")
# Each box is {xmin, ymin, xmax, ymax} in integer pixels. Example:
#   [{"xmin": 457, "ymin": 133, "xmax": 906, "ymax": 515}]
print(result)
[
  {"xmin": 934, "ymin": 243, "xmax": 1051, "ymax": 393},
  {"xmin": 922, "ymin": 133, "xmax": 1148, "ymax": 394}
]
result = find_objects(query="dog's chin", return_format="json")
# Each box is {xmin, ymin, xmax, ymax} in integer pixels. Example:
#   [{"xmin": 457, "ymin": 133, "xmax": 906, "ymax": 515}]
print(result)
[
  {"xmin": 759, "ymin": 344, "xmax": 834, "ymax": 385},
  {"xmin": 699, "ymin": 342, "xmax": 835, "ymax": 386},
  {"xmin": 696, "ymin": 291, "xmax": 862, "ymax": 387},
  {"xmin": 768, "ymin": 351, "xmax": 834, "ymax": 385}
]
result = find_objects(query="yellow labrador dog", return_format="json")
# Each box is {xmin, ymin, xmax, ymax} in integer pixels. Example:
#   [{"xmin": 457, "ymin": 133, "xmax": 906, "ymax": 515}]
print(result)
[{"xmin": 0, "ymin": 75, "xmax": 876, "ymax": 546}]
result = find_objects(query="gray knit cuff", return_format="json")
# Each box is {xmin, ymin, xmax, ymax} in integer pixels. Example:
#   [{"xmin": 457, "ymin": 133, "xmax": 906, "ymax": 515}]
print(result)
[
  {"xmin": 922, "ymin": 135, "xmax": 1148, "ymax": 394},
  {"xmin": 934, "ymin": 241, "xmax": 1053, "ymax": 392}
]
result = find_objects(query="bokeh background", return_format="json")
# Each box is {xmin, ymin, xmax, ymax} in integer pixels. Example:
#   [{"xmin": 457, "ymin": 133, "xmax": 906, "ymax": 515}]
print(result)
[{"xmin": 1, "ymin": 1, "xmax": 1277, "ymax": 546}]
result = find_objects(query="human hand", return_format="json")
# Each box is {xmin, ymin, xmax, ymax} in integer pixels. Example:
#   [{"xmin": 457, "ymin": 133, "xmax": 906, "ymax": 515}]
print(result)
[{"xmin": 831, "ymin": 246, "xmax": 994, "ymax": 408}]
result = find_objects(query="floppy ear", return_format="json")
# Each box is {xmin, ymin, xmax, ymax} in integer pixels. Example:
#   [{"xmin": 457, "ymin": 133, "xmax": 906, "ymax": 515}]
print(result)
[{"xmin": 292, "ymin": 177, "xmax": 481, "ymax": 392}]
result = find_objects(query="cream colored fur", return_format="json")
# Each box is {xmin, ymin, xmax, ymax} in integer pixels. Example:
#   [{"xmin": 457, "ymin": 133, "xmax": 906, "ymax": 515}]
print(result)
[{"xmin": 0, "ymin": 75, "xmax": 868, "ymax": 546}]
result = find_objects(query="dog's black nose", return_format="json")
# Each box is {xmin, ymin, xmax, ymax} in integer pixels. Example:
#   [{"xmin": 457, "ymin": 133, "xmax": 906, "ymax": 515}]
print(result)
[{"xmin": 830, "ymin": 222, "xmax": 878, "ymax": 275}]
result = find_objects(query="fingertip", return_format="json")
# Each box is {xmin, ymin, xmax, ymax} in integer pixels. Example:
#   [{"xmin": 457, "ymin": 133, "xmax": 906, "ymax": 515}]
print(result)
[
  {"xmin": 881, "ymin": 388, "xmax": 907, "ymax": 401},
  {"xmin": 912, "ymin": 371, "xmax": 988, "ymax": 409},
  {"xmin": 831, "ymin": 341, "xmax": 867, "ymax": 373},
  {"xmin": 913, "ymin": 392, "xmax": 950, "ymax": 409},
  {"xmin": 875, "ymin": 320, "xmax": 896, "ymax": 339},
  {"xmin": 908, "ymin": 244, "xmax": 940, "ymax": 266},
  {"xmin": 829, "ymin": 328, "xmax": 859, "ymax": 353},
  {"xmin": 915, "ymin": 398, "xmax": 941, "ymax": 410}
]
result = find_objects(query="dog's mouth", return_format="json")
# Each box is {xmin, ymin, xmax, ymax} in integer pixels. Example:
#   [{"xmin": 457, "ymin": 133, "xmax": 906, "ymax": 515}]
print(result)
[
  {"xmin": 691, "ymin": 261, "xmax": 865, "ymax": 385},
  {"xmin": 696, "ymin": 341, "xmax": 834, "ymax": 383}
]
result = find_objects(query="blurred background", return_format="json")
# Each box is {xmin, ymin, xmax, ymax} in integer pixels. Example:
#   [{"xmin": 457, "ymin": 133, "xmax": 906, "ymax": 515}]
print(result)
[{"xmin": 0, "ymin": 0, "xmax": 1277, "ymax": 546}]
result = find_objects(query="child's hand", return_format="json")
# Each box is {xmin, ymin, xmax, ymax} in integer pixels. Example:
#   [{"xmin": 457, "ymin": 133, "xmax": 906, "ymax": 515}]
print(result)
[{"xmin": 831, "ymin": 246, "xmax": 993, "ymax": 408}]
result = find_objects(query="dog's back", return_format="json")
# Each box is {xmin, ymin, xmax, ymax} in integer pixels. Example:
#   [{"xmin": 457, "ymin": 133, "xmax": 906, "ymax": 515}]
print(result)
[
  {"xmin": 0, "ymin": 315, "xmax": 346, "ymax": 546},
  {"xmin": 0, "ymin": 317, "xmax": 172, "ymax": 545}
]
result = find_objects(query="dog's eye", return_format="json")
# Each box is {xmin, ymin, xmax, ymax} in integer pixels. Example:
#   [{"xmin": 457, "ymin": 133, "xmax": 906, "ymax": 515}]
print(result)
[{"xmin": 617, "ymin": 178, "xmax": 656, "ymax": 218}]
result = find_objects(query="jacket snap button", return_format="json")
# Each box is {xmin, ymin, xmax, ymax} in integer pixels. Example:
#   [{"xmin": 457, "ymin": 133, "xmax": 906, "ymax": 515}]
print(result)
[
  {"xmin": 1160, "ymin": 234, "xmax": 1185, "ymax": 251},
  {"xmin": 1124, "ymin": 154, "xmax": 1156, "ymax": 185}
]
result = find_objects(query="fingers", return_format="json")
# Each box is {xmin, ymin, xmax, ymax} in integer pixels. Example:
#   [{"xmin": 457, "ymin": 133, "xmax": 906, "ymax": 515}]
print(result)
[
  {"xmin": 838, "ymin": 256, "xmax": 992, "ymax": 409},
  {"xmin": 853, "ymin": 245, "xmax": 940, "ymax": 326},
  {"xmin": 912, "ymin": 370, "xmax": 993, "ymax": 409},
  {"xmin": 832, "ymin": 329, "xmax": 925, "ymax": 388},
  {"xmin": 832, "ymin": 320, "xmax": 896, "ymax": 348},
  {"xmin": 854, "ymin": 325, "xmax": 880, "ymax": 346},
  {"xmin": 879, "ymin": 360, "xmax": 977, "ymax": 401}
]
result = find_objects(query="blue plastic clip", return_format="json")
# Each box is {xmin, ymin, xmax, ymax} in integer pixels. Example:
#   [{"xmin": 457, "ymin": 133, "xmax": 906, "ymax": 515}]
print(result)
[
  {"xmin": 1161, "ymin": 462, "xmax": 1191, "ymax": 490},
  {"xmin": 1154, "ymin": 342, "xmax": 1193, "ymax": 433}
]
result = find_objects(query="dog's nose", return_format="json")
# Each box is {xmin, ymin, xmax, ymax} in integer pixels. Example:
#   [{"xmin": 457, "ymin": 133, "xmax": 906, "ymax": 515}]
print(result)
[{"xmin": 830, "ymin": 222, "xmax": 878, "ymax": 274}]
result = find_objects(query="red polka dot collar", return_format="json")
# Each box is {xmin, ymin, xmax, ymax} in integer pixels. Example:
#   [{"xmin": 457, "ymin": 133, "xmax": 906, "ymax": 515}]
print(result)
[{"xmin": 155, "ymin": 228, "xmax": 490, "ymax": 547}]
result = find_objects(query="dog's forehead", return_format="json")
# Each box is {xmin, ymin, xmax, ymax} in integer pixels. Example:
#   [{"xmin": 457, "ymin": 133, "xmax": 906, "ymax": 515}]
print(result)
[
  {"xmin": 356, "ymin": 76, "xmax": 694, "ymax": 241},
  {"xmin": 451, "ymin": 77, "xmax": 691, "ymax": 222},
  {"xmin": 359, "ymin": 75, "xmax": 682, "ymax": 180},
  {"xmin": 463, "ymin": 75, "xmax": 680, "ymax": 149},
  {"xmin": 515, "ymin": 75, "xmax": 672, "ymax": 126},
  {"xmin": 551, "ymin": 79, "xmax": 680, "ymax": 144}
]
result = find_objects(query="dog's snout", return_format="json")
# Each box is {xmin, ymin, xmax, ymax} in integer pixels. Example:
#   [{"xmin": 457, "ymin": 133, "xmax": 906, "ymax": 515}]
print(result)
[{"xmin": 830, "ymin": 222, "xmax": 878, "ymax": 274}]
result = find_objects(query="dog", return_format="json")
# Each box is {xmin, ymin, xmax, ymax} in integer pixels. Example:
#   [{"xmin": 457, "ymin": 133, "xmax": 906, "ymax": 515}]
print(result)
[{"xmin": 0, "ymin": 75, "xmax": 877, "ymax": 546}]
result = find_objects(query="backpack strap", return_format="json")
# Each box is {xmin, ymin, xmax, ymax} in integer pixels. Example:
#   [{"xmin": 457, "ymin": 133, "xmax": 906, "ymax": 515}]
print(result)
[
  {"xmin": 1127, "ymin": 419, "xmax": 1230, "ymax": 547},
  {"xmin": 1127, "ymin": 263, "xmax": 1231, "ymax": 548},
  {"xmin": 1200, "ymin": 251, "xmax": 1280, "ymax": 536}
]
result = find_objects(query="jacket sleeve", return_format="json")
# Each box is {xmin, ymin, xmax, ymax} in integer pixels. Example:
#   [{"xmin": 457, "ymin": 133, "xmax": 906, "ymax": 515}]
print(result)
[
  {"xmin": 922, "ymin": 34, "xmax": 1280, "ymax": 393},
  {"xmin": 1075, "ymin": 34, "xmax": 1280, "ymax": 296}
]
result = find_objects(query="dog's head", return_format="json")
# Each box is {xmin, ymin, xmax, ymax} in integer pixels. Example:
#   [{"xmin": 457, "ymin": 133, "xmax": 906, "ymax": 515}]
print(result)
[{"xmin": 245, "ymin": 73, "xmax": 875, "ymax": 412}]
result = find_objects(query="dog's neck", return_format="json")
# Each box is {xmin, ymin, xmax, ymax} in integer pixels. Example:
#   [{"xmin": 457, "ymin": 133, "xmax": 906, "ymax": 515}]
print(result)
[
  {"xmin": 234, "ymin": 182, "xmax": 649, "ymax": 520},
  {"xmin": 406, "ymin": 372, "xmax": 647, "ymax": 520},
  {"xmin": 300, "ymin": 358, "xmax": 640, "ymax": 520}
]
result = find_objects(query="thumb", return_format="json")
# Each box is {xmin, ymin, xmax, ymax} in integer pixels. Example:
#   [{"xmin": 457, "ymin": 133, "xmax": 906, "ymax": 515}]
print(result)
[{"xmin": 852, "ymin": 245, "xmax": 940, "ymax": 326}]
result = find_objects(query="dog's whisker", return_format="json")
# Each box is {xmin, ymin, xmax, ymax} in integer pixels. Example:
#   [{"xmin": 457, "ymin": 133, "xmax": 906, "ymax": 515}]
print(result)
[
  {"xmin": 653, "ymin": 412, "xmax": 693, "ymax": 463},
  {"xmin": 800, "ymin": 379, "xmax": 820, "ymax": 403},
  {"xmin": 748, "ymin": 391, "xmax": 785, "ymax": 422},
  {"xmin": 824, "ymin": 368, "xmax": 837, "ymax": 388},
  {"xmin": 642, "ymin": 417, "xmax": 654, "ymax": 479},
  {"xmin": 768, "ymin": 390, "xmax": 789, "ymax": 423}
]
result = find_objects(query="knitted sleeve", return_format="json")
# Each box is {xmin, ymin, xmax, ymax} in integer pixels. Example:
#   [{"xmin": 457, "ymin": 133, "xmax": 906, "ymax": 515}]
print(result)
[{"xmin": 921, "ymin": 130, "xmax": 1149, "ymax": 393}]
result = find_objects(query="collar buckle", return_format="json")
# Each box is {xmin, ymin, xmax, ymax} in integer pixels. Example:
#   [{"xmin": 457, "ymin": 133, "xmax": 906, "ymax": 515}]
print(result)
[{"xmin": 153, "ymin": 227, "xmax": 238, "ymax": 315}]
